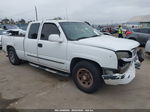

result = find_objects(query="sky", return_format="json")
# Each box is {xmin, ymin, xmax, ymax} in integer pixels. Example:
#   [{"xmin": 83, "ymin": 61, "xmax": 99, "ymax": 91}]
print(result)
[{"xmin": 0, "ymin": 0, "xmax": 150, "ymax": 24}]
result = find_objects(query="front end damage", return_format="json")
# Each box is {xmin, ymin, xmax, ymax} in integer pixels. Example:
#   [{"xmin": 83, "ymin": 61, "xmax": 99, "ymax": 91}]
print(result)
[{"xmin": 102, "ymin": 49, "xmax": 144, "ymax": 85}]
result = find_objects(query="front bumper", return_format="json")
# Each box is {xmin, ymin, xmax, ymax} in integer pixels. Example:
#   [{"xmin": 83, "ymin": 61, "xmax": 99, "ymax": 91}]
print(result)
[
  {"xmin": 102, "ymin": 49, "xmax": 144, "ymax": 85},
  {"xmin": 102, "ymin": 62, "xmax": 135, "ymax": 85}
]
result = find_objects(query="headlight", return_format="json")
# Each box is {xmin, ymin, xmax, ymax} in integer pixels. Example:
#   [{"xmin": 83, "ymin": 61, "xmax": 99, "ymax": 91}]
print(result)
[
  {"xmin": 116, "ymin": 51, "xmax": 132, "ymax": 73},
  {"xmin": 116, "ymin": 51, "xmax": 132, "ymax": 59}
]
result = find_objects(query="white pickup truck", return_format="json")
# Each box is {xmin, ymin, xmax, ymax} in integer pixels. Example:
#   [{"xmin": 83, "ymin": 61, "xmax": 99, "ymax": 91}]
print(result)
[{"xmin": 2, "ymin": 20, "xmax": 144, "ymax": 93}]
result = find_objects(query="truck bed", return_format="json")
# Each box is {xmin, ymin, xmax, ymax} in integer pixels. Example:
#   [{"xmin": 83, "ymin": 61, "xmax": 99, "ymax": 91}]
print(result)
[{"xmin": 2, "ymin": 35, "xmax": 25, "ymax": 59}]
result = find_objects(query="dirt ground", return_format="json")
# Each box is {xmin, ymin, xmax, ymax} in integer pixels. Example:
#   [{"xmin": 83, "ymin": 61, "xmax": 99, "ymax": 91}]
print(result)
[{"xmin": 0, "ymin": 50, "xmax": 150, "ymax": 109}]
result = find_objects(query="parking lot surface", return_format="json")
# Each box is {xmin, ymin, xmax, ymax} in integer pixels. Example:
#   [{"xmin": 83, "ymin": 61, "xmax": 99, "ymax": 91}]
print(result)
[{"xmin": 0, "ymin": 50, "xmax": 150, "ymax": 109}]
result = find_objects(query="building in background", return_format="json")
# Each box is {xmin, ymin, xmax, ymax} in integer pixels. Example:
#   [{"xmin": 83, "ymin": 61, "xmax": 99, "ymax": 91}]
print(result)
[{"xmin": 126, "ymin": 15, "xmax": 150, "ymax": 28}]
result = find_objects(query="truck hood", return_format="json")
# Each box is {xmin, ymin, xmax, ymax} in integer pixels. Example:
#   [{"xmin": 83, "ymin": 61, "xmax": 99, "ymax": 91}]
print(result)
[{"xmin": 74, "ymin": 35, "xmax": 140, "ymax": 51}]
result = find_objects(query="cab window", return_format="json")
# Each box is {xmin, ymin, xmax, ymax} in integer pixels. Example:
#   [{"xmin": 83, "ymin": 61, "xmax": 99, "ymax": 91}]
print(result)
[{"xmin": 28, "ymin": 23, "xmax": 40, "ymax": 39}]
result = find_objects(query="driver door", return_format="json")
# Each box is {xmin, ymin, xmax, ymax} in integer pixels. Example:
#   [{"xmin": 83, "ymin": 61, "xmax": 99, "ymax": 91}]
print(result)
[{"xmin": 37, "ymin": 23, "xmax": 67, "ymax": 71}]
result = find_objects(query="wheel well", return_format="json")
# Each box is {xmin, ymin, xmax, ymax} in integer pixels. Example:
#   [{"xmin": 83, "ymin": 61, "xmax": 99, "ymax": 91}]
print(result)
[
  {"xmin": 7, "ymin": 46, "xmax": 14, "ymax": 52},
  {"xmin": 70, "ymin": 58, "xmax": 102, "ymax": 74},
  {"xmin": 129, "ymin": 37, "xmax": 136, "ymax": 41}
]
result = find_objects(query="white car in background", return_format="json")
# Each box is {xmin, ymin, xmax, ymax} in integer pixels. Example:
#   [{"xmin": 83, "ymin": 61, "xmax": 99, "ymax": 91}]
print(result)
[
  {"xmin": 0, "ymin": 29, "xmax": 4, "ymax": 48},
  {"xmin": 145, "ymin": 39, "xmax": 150, "ymax": 55}
]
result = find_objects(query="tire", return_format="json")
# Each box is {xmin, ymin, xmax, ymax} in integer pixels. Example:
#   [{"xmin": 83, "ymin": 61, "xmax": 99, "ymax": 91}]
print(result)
[
  {"xmin": 72, "ymin": 61, "xmax": 103, "ymax": 93},
  {"xmin": 137, "ymin": 49, "xmax": 144, "ymax": 62},
  {"xmin": 8, "ymin": 47, "xmax": 21, "ymax": 65}
]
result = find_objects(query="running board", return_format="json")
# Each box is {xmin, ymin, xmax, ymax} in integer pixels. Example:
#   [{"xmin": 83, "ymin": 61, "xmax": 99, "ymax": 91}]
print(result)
[{"xmin": 29, "ymin": 63, "xmax": 70, "ymax": 77}]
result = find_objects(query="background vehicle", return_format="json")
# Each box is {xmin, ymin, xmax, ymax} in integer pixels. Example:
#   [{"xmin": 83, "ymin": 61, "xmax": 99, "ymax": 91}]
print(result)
[
  {"xmin": 17, "ymin": 24, "xmax": 28, "ymax": 31},
  {"xmin": 126, "ymin": 27, "xmax": 150, "ymax": 46},
  {"xmin": 125, "ymin": 28, "xmax": 133, "ymax": 36},
  {"xmin": 145, "ymin": 39, "xmax": 150, "ymax": 55},
  {"xmin": 94, "ymin": 28, "xmax": 112, "ymax": 36},
  {"xmin": 102, "ymin": 32, "xmax": 112, "ymax": 36},
  {"xmin": 0, "ymin": 29, "xmax": 5, "ymax": 47},
  {"xmin": 0, "ymin": 24, "xmax": 19, "ymax": 30},
  {"xmin": 100, "ymin": 27, "xmax": 118, "ymax": 34},
  {"xmin": 2, "ymin": 20, "xmax": 143, "ymax": 93},
  {"xmin": 6, "ymin": 29, "xmax": 26, "ymax": 36}
]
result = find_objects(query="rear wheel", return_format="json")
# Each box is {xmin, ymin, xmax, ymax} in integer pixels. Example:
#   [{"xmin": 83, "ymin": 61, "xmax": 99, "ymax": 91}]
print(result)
[
  {"xmin": 8, "ymin": 47, "xmax": 22, "ymax": 65},
  {"xmin": 72, "ymin": 61, "xmax": 103, "ymax": 93}
]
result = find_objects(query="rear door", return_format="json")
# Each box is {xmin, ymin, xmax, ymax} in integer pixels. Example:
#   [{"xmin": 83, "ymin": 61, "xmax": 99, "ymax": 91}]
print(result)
[
  {"xmin": 37, "ymin": 22, "xmax": 67, "ymax": 71},
  {"xmin": 24, "ymin": 23, "xmax": 40, "ymax": 63}
]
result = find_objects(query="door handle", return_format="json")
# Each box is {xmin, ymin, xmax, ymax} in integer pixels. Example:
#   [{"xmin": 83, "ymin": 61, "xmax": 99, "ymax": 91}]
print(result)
[{"xmin": 38, "ymin": 43, "xmax": 43, "ymax": 48}]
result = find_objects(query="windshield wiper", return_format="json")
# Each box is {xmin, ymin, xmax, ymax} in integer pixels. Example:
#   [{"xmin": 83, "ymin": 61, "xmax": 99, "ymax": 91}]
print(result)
[
  {"xmin": 91, "ymin": 35, "xmax": 100, "ymax": 37},
  {"xmin": 75, "ymin": 37, "xmax": 90, "ymax": 41},
  {"xmin": 75, "ymin": 35, "xmax": 100, "ymax": 41}
]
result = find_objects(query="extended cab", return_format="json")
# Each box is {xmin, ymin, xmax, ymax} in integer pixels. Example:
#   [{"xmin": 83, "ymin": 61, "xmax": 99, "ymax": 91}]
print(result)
[{"xmin": 2, "ymin": 20, "xmax": 144, "ymax": 93}]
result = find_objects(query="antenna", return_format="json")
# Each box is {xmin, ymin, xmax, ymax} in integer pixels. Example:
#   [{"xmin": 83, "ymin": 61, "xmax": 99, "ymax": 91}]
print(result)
[{"xmin": 35, "ymin": 6, "xmax": 38, "ymax": 21}]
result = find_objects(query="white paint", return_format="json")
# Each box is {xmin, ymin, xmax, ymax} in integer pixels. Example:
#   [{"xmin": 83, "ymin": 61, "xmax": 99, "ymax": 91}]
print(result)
[{"xmin": 145, "ymin": 39, "xmax": 150, "ymax": 53}]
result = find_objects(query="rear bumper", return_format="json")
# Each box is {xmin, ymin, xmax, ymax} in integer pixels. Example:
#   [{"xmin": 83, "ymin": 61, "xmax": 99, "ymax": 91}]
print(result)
[{"xmin": 102, "ymin": 62, "xmax": 135, "ymax": 85}]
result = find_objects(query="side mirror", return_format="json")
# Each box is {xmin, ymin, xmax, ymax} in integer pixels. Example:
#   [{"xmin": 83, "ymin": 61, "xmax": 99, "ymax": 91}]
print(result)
[{"xmin": 48, "ymin": 34, "xmax": 63, "ymax": 43}]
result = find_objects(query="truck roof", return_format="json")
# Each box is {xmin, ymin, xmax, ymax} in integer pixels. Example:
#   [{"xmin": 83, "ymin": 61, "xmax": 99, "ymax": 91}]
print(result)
[{"xmin": 31, "ymin": 20, "xmax": 83, "ymax": 24}]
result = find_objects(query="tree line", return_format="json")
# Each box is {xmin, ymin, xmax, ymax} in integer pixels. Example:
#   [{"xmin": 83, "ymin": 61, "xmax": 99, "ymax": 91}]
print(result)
[
  {"xmin": 0, "ymin": 17, "xmax": 63, "ymax": 24},
  {"xmin": 0, "ymin": 18, "xmax": 28, "ymax": 24}
]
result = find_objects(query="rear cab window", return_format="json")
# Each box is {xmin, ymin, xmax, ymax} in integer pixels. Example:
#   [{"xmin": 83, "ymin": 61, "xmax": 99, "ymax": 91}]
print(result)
[{"xmin": 28, "ymin": 23, "xmax": 40, "ymax": 39}]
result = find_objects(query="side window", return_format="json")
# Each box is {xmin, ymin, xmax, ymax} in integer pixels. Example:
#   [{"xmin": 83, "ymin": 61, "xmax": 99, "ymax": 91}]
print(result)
[
  {"xmin": 41, "ymin": 23, "xmax": 60, "ymax": 40},
  {"xmin": 133, "ymin": 29, "xmax": 141, "ymax": 33},
  {"xmin": 140, "ymin": 28, "xmax": 150, "ymax": 34},
  {"xmin": 28, "ymin": 23, "xmax": 40, "ymax": 39}
]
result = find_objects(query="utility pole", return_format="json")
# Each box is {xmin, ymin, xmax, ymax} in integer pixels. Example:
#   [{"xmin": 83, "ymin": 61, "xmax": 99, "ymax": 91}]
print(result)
[
  {"xmin": 35, "ymin": 6, "xmax": 38, "ymax": 21},
  {"xmin": 66, "ymin": 8, "xmax": 69, "ymax": 20}
]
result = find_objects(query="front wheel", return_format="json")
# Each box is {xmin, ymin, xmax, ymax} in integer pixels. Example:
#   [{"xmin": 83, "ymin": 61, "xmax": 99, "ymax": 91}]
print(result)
[
  {"xmin": 8, "ymin": 47, "xmax": 22, "ymax": 65},
  {"xmin": 72, "ymin": 61, "xmax": 103, "ymax": 93}
]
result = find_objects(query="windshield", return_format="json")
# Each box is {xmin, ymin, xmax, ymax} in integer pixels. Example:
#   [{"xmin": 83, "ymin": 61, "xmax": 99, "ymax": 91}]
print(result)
[{"xmin": 59, "ymin": 22, "xmax": 101, "ymax": 40}]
